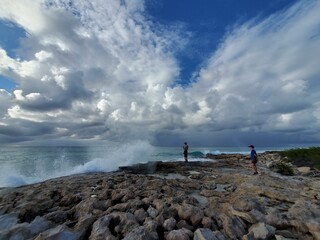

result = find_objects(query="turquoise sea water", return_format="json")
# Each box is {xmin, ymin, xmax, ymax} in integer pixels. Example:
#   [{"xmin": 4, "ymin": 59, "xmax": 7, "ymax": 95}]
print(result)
[{"xmin": 0, "ymin": 142, "xmax": 302, "ymax": 187}]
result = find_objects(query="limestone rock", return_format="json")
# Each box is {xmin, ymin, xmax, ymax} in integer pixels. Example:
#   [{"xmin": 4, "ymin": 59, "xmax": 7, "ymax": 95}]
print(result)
[
  {"xmin": 153, "ymin": 199, "xmax": 166, "ymax": 211},
  {"xmin": 287, "ymin": 199, "xmax": 320, "ymax": 238},
  {"xmin": 59, "ymin": 193, "xmax": 82, "ymax": 206},
  {"xmin": 166, "ymin": 228, "xmax": 193, "ymax": 240},
  {"xmin": 148, "ymin": 205, "xmax": 159, "ymax": 218},
  {"xmin": 221, "ymin": 215, "xmax": 246, "ymax": 239},
  {"xmin": 266, "ymin": 161, "xmax": 275, "ymax": 168},
  {"xmin": 275, "ymin": 235, "xmax": 297, "ymax": 240},
  {"xmin": 112, "ymin": 212, "xmax": 139, "ymax": 237},
  {"xmin": 44, "ymin": 210, "xmax": 69, "ymax": 224},
  {"xmin": 201, "ymin": 216, "xmax": 214, "ymax": 229},
  {"xmin": 134, "ymin": 208, "xmax": 148, "ymax": 224},
  {"xmin": 248, "ymin": 222, "xmax": 276, "ymax": 240},
  {"xmin": 212, "ymin": 230, "xmax": 226, "ymax": 240},
  {"xmin": 0, "ymin": 216, "xmax": 53, "ymax": 240},
  {"xmin": 177, "ymin": 204, "xmax": 204, "ymax": 226},
  {"xmin": 177, "ymin": 219, "xmax": 194, "ymax": 231},
  {"xmin": 297, "ymin": 166, "xmax": 311, "ymax": 174},
  {"xmin": 274, "ymin": 230, "xmax": 297, "ymax": 239},
  {"xmin": 144, "ymin": 219, "xmax": 158, "ymax": 232},
  {"xmin": 74, "ymin": 214, "xmax": 96, "ymax": 237},
  {"xmin": 74, "ymin": 198, "xmax": 101, "ymax": 218},
  {"xmin": 35, "ymin": 225, "xmax": 82, "ymax": 240},
  {"xmin": 123, "ymin": 226, "xmax": 158, "ymax": 240},
  {"xmin": 194, "ymin": 228, "xmax": 214, "ymax": 240},
  {"xmin": 163, "ymin": 217, "xmax": 176, "ymax": 231},
  {"xmin": 242, "ymin": 232, "xmax": 255, "ymax": 240},
  {"xmin": 89, "ymin": 215, "xmax": 116, "ymax": 240},
  {"xmin": 230, "ymin": 206, "xmax": 257, "ymax": 224},
  {"xmin": 0, "ymin": 156, "xmax": 319, "ymax": 240},
  {"xmin": 0, "ymin": 213, "xmax": 18, "ymax": 231}
]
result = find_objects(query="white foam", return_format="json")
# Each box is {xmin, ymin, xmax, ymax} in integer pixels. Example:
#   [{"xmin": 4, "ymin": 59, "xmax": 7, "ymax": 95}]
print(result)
[
  {"xmin": 0, "ymin": 141, "xmax": 155, "ymax": 188},
  {"xmin": 70, "ymin": 140, "xmax": 155, "ymax": 174},
  {"xmin": 0, "ymin": 165, "xmax": 27, "ymax": 187}
]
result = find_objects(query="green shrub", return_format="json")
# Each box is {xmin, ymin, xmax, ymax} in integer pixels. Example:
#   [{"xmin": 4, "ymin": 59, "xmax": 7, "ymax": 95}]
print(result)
[
  {"xmin": 279, "ymin": 147, "xmax": 320, "ymax": 170},
  {"xmin": 274, "ymin": 162, "xmax": 294, "ymax": 176}
]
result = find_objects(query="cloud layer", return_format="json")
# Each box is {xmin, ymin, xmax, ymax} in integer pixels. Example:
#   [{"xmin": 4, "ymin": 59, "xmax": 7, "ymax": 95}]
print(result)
[{"xmin": 0, "ymin": 0, "xmax": 320, "ymax": 146}]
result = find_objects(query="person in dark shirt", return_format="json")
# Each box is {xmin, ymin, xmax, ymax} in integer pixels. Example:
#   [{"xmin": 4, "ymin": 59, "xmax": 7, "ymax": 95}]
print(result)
[
  {"xmin": 249, "ymin": 145, "xmax": 258, "ymax": 175},
  {"xmin": 183, "ymin": 142, "xmax": 189, "ymax": 162}
]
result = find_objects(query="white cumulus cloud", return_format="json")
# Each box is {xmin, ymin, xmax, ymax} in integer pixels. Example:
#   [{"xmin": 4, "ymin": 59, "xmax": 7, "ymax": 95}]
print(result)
[{"xmin": 0, "ymin": 0, "xmax": 320, "ymax": 146}]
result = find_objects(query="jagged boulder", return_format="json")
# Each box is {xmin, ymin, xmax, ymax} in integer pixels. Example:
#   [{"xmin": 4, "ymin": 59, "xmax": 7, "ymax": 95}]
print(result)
[
  {"xmin": 166, "ymin": 228, "xmax": 193, "ymax": 240},
  {"xmin": 247, "ymin": 222, "xmax": 276, "ymax": 240}
]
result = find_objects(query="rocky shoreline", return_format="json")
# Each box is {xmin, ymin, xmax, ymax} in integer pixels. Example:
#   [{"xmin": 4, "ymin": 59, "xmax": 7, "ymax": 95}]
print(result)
[{"xmin": 0, "ymin": 152, "xmax": 319, "ymax": 240}]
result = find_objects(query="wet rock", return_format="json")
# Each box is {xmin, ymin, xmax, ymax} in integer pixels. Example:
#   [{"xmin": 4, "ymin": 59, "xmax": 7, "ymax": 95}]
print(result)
[
  {"xmin": 0, "ymin": 216, "xmax": 53, "ymax": 240},
  {"xmin": 0, "ymin": 213, "xmax": 18, "ymax": 231},
  {"xmin": 35, "ymin": 224, "xmax": 82, "ymax": 240}
]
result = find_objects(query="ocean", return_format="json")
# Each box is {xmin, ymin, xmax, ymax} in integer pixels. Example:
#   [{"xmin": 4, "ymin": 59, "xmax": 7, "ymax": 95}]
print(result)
[{"xmin": 0, "ymin": 141, "xmax": 297, "ymax": 188}]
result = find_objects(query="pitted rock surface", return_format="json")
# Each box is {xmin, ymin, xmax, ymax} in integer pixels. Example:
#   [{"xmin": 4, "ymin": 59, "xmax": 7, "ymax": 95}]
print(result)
[{"xmin": 0, "ymin": 153, "xmax": 319, "ymax": 239}]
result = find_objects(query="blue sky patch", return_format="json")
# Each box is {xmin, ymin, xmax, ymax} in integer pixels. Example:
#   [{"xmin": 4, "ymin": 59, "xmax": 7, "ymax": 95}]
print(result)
[{"xmin": 0, "ymin": 20, "xmax": 26, "ymax": 59}]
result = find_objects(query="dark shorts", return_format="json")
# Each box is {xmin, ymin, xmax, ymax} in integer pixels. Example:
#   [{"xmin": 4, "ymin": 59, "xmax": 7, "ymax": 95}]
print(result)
[
  {"xmin": 251, "ymin": 160, "xmax": 257, "ymax": 165},
  {"xmin": 184, "ymin": 151, "xmax": 188, "ymax": 157}
]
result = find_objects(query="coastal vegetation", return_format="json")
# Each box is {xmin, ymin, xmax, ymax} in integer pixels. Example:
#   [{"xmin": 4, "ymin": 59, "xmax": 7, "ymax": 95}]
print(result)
[
  {"xmin": 279, "ymin": 147, "xmax": 320, "ymax": 170},
  {"xmin": 273, "ymin": 162, "xmax": 294, "ymax": 176}
]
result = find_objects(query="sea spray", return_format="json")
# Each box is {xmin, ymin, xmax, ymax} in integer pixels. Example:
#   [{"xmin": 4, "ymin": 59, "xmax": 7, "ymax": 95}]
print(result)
[
  {"xmin": 0, "ymin": 145, "xmax": 287, "ymax": 188},
  {"xmin": 0, "ymin": 164, "xmax": 27, "ymax": 187},
  {"xmin": 70, "ymin": 140, "xmax": 155, "ymax": 174},
  {"xmin": 0, "ymin": 141, "xmax": 155, "ymax": 187}
]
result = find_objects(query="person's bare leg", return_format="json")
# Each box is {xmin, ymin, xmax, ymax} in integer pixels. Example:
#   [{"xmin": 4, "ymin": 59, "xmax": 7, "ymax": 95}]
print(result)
[{"xmin": 252, "ymin": 163, "xmax": 258, "ymax": 174}]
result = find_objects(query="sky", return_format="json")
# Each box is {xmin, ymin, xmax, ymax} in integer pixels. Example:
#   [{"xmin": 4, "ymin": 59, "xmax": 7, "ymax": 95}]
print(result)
[{"xmin": 0, "ymin": 0, "xmax": 320, "ymax": 147}]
